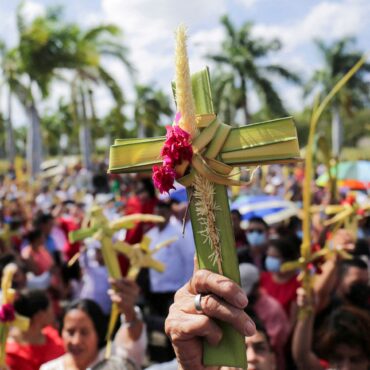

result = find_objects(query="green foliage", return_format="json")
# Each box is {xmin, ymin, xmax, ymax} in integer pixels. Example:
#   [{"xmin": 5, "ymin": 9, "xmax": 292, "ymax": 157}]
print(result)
[
  {"xmin": 305, "ymin": 38, "xmax": 370, "ymax": 111},
  {"xmin": 40, "ymin": 100, "xmax": 79, "ymax": 156}
]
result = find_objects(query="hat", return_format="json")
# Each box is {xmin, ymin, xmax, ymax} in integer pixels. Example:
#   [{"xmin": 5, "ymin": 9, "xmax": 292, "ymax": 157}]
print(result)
[{"xmin": 239, "ymin": 263, "xmax": 260, "ymax": 295}]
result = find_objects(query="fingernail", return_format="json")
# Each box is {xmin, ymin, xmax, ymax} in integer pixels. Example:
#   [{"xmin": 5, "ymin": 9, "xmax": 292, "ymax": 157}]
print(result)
[
  {"xmin": 244, "ymin": 320, "xmax": 256, "ymax": 336},
  {"xmin": 235, "ymin": 292, "xmax": 248, "ymax": 308}
]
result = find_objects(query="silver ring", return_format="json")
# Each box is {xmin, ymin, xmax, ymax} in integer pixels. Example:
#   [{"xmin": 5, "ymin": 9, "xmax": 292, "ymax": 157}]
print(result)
[{"xmin": 194, "ymin": 293, "xmax": 203, "ymax": 313}]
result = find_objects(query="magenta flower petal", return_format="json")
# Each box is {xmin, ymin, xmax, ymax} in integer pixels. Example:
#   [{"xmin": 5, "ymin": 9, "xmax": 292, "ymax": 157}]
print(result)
[
  {"xmin": 0, "ymin": 303, "xmax": 15, "ymax": 322},
  {"xmin": 152, "ymin": 165, "xmax": 176, "ymax": 194}
]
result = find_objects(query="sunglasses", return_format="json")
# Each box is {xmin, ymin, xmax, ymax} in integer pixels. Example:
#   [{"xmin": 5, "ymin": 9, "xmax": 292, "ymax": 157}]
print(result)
[{"xmin": 246, "ymin": 229, "xmax": 265, "ymax": 234}]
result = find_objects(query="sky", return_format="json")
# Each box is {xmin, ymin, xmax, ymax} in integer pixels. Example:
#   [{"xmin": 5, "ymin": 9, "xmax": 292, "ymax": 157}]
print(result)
[{"xmin": 0, "ymin": 0, "xmax": 369, "ymax": 128}]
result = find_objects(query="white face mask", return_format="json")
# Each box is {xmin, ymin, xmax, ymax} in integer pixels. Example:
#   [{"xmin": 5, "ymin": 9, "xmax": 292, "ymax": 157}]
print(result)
[{"xmin": 247, "ymin": 231, "xmax": 266, "ymax": 247}]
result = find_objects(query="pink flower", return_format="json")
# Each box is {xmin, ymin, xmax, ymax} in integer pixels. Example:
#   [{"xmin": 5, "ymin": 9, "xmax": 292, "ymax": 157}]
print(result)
[
  {"xmin": 152, "ymin": 165, "xmax": 177, "ymax": 194},
  {"xmin": 152, "ymin": 113, "xmax": 193, "ymax": 193},
  {"xmin": 160, "ymin": 125, "xmax": 193, "ymax": 166},
  {"xmin": 0, "ymin": 303, "xmax": 15, "ymax": 322}
]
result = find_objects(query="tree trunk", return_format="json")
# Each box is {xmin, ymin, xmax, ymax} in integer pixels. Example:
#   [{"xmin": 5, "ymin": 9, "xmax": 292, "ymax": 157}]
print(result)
[
  {"xmin": 87, "ymin": 88, "xmax": 97, "ymax": 153},
  {"xmin": 26, "ymin": 101, "xmax": 43, "ymax": 179},
  {"xmin": 331, "ymin": 103, "xmax": 343, "ymax": 158},
  {"xmin": 137, "ymin": 120, "xmax": 145, "ymax": 138},
  {"xmin": 79, "ymin": 86, "xmax": 93, "ymax": 170},
  {"xmin": 240, "ymin": 74, "xmax": 250, "ymax": 125},
  {"xmin": 6, "ymin": 87, "xmax": 16, "ymax": 165},
  {"xmin": 12, "ymin": 83, "xmax": 42, "ymax": 179}
]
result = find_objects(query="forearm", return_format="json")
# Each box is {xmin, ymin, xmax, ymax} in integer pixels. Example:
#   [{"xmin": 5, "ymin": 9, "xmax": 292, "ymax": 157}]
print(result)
[
  {"xmin": 313, "ymin": 259, "xmax": 338, "ymax": 311},
  {"xmin": 292, "ymin": 313, "xmax": 322, "ymax": 370},
  {"xmin": 120, "ymin": 306, "xmax": 144, "ymax": 341},
  {"xmin": 115, "ymin": 317, "xmax": 147, "ymax": 367}
]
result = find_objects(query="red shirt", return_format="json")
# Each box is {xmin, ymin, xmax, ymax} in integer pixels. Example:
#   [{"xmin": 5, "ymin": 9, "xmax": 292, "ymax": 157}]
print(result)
[
  {"xmin": 120, "ymin": 195, "xmax": 158, "ymax": 275},
  {"xmin": 260, "ymin": 271, "xmax": 300, "ymax": 315},
  {"xmin": 6, "ymin": 326, "xmax": 65, "ymax": 370},
  {"xmin": 57, "ymin": 216, "xmax": 81, "ymax": 261},
  {"xmin": 124, "ymin": 196, "xmax": 158, "ymax": 244}
]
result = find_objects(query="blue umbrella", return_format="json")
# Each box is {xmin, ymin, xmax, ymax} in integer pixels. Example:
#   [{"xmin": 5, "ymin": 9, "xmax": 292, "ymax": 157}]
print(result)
[
  {"xmin": 231, "ymin": 195, "xmax": 299, "ymax": 224},
  {"xmin": 169, "ymin": 184, "xmax": 188, "ymax": 202}
]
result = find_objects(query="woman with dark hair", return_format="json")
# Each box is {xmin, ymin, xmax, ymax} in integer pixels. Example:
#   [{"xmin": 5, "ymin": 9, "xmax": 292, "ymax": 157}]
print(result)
[
  {"xmin": 40, "ymin": 277, "xmax": 146, "ymax": 370},
  {"xmin": 6, "ymin": 290, "xmax": 65, "ymax": 370},
  {"xmin": 293, "ymin": 288, "xmax": 370, "ymax": 370},
  {"xmin": 260, "ymin": 238, "xmax": 301, "ymax": 318}
]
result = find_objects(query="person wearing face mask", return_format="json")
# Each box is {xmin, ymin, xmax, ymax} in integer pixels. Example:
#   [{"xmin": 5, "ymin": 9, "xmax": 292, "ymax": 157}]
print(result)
[
  {"xmin": 245, "ymin": 217, "xmax": 269, "ymax": 270},
  {"xmin": 260, "ymin": 238, "xmax": 301, "ymax": 319}
]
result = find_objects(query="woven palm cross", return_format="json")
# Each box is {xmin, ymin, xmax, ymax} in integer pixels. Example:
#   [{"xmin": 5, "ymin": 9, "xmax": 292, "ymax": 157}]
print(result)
[
  {"xmin": 69, "ymin": 206, "xmax": 165, "ymax": 357},
  {"xmin": 324, "ymin": 200, "xmax": 370, "ymax": 235},
  {"xmin": 112, "ymin": 235, "xmax": 177, "ymax": 280},
  {"xmin": 108, "ymin": 28, "xmax": 300, "ymax": 369}
]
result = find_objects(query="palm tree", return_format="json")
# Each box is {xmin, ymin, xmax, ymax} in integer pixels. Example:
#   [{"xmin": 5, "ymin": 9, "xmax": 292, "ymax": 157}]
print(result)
[
  {"xmin": 207, "ymin": 15, "xmax": 300, "ymax": 124},
  {"xmin": 9, "ymin": 5, "xmax": 88, "ymax": 177},
  {"xmin": 305, "ymin": 37, "xmax": 370, "ymax": 157},
  {"xmin": 41, "ymin": 99, "xmax": 78, "ymax": 156},
  {"xmin": 68, "ymin": 24, "xmax": 131, "ymax": 170},
  {"xmin": 11, "ymin": 5, "xmax": 131, "ymax": 174},
  {"xmin": 134, "ymin": 84, "xmax": 173, "ymax": 137},
  {"xmin": 210, "ymin": 70, "xmax": 239, "ymax": 124}
]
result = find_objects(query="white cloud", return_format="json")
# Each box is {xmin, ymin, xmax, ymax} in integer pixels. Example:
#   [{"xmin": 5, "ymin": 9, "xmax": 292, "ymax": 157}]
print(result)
[
  {"xmin": 20, "ymin": 1, "xmax": 46, "ymax": 24},
  {"xmin": 253, "ymin": 0, "xmax": 370, "ymax": 52},
  {"xmin": 250, "ymin": 0, "xmax": 370, "ymax": 110},
  {"xmin": 100, "ymin": 0, "xmax": 229, "ymax": 85},
  {"xmin": 235, "ymin": 0, "xmax": 257, "ymax": 9}
]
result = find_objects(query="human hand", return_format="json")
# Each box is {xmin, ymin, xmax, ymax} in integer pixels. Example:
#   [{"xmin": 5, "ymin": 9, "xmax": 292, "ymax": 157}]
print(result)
[
  {"xmin": 296, "ymin": 287, "xmax": 315, "ymax": 309},
  {"xmin": 330, "ymin": 229, "xmax": 355, "ymax": 256},
  {"xmin": 108, "ymin": 277, "xmax": 140, "ymax": 320},
  {"xmin": 165, "ymin": 269, "xmax": 256, "ymax": 370}
]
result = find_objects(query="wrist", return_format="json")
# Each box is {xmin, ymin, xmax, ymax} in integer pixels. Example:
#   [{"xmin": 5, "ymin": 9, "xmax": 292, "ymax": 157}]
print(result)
[{"xmin": 120, "ymin": 306, "xmax": 143, "ymax": 328}]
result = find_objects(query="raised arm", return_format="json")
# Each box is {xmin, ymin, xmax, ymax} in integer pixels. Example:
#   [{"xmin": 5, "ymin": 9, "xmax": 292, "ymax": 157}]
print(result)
[
  {"xmin": 109, "ymin": 277, "xmax": 147, "ymax": 367},
  {"xmin": 313, "ymin": 229, "xmax": 354, "ymax": 312},
  {"xmin": 292, "ymin": 288, "xmax": 323, "ymax": 370}
]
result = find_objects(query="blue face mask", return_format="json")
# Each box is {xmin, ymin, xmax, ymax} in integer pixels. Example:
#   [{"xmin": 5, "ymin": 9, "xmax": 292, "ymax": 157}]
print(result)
[
  {"xmin": 265, "ymin": 256, "xmax": 281, "ymax": 272},
  {"xmin": 296, "ymin": 230, "xmax": 303, "ymax": 240},
  {"xmin": 247, "ymin": 231, "xmax": 266, "ymax": 247},
  {"xmin": 357, "ymin": 228, "xmax": 365, "ymax": 239}
]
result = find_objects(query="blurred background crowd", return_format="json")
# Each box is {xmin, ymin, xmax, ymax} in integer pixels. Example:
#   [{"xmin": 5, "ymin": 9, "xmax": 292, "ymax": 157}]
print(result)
[
  {"xmin": 0, "ymin": 159, "xmax": 369, "ymax": 370},
  {"xmin": 0, "ymin": 1, "xmax": 369, "ymax": 369}
]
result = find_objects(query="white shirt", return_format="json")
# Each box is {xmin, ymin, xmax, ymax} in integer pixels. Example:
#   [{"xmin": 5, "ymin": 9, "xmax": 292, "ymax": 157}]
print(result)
[
  {"xmin": 78, "ymin": 250, "xmax": 111, "ymax": 315},
  {"xmin": 146, "ymin": 221, "xmax": 194, "ymax": 293},
  {"xmin": 173, "ymin": 218, "xmax": 195, "ymax": 282}
]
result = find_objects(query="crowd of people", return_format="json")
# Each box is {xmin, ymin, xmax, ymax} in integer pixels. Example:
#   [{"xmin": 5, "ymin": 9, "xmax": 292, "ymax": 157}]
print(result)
[{"xmin": 0, "ymin": 161, "xmax": 369, "ymax": 370}]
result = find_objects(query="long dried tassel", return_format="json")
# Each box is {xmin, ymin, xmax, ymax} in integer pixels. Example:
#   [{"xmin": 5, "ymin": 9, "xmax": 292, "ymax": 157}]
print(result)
[
  {"xmin": 175, "ymin": 25, "xmax": 198, "ymax": 139},
  {"xmin": 175, "ymin": 26, "xmax": 223, "ymax": 274}
]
